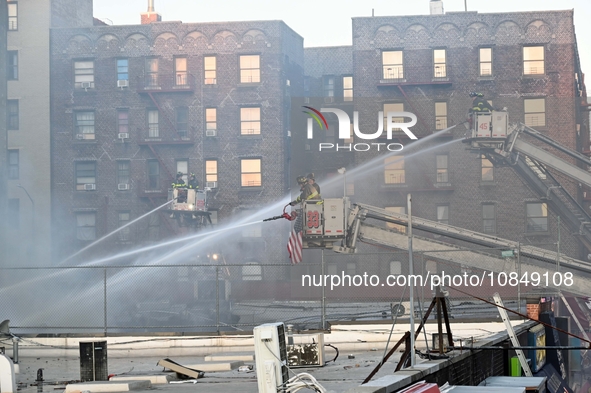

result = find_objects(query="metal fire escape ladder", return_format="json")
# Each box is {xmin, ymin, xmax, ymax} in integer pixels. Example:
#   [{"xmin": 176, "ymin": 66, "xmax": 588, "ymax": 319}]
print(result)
[
  {"xmin": 147, "ymin": 144, "xmax": 174, "ymax": 183},
  {"xmin": 397, "ymin": 86, "xmax": 431, "ymax": 133},
  {"xmin": 147, "ymin": 92, "xmax": 186, "ymax": 140}
]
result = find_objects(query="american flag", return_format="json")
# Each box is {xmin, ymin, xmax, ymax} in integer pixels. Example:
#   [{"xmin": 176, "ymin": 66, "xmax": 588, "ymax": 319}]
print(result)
[{"xmin": 287, "ymin": 214, "xmax": 303, "ymax": 264}]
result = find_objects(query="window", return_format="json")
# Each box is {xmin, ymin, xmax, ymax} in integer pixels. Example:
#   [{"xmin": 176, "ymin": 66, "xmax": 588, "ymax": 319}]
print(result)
[
  {"xmin": 382, "ymin": 50, "xmax": 404, "ymax": 80},
  {"xmin": 479, "ymin": 48, "xmax": 492, "ymax": 76},
  {"xmin": 74, "ymin": 60, "xmax": 94, "ymax": 88},
  {"xmin": 343, "ymin": 76, "xmax": 353, "ymax": 101},
  {"xmin": 75, "ymin": 111, "xmax": 95, "ymax": 140},
  {"xmin": 206, "ymin": 159, "xmax": 218, "ymax": 182},
  {"xmin": 242, "ymin": 263, "xmax": 262, "ymax": 281},
  {"xmin": 206, "ymin": 108, "xmax": 217, "ymax": 132},
  {"xmin": 176, "ymin": 160, "xmax": 188, "ymax": 184},
  {"xmin": 118, "ymin": 211, "xmax": 131, "ymax": 242},
  {"xmin": 117, "ymin": 161, "xmax": 130, "ymax": 187},
  {"xmin": 385, "ymin": 206, "xmax": 406, "ymax": 234},
  {"xmin": 204, "ymin": 56, "xmax": 216, "ymax": 84},
  {"xmin": 117, "ymin": 110, "xmax": 128, "ymax": 135},
  {"xmin": 323, "ymin": 76, "xmax": 335, "ymax": 98},
  {"xmin": 8, "ymin": 199, "xmax": 19, "ymax": 230},
  {"xmin": 240, "ymin": 107, "xmax": 261, "ymax": 135},
  {"xmin": 481, "ymin": 155, "xmax": 494, "ymax": 182},
  {"xmin": 383, "ymin": 103, "xmax": 405, "ymax": 138},
  {"xmin": 390, "ymin": 261, "xmax": 402, "ymax": 275},
  {"xmin": 8, "ymin": 150, "xmax": 19, "ymax": 179},
  {"xmin": 145, "ymin": 58, "xmax": 158, "ymax": 86},
  {"xmin": 241, "ymin": 158, "xmax": 262, "ymax": 187},
  {"xmin": 523, "ymin": 46, "xmax": 544, "ymax": 75},
  {"xmin": 117, "ymin": 59, "xmax": 128, "ymax": 81},
  {"xmin": 240, "ymin": 55, "xmax": 260, "ymax": 83},
  {"xmin": 433, "ymin": 49, "xmax": 447, "ymax": 78},
  {"xmin": 437, "ymin": 205, "xmax": 449, "ymax": 225},
  {"xmin": 76, "ymin": 212, "xmax": 96, "ymax": 241},
  {"xmin": 524, "ymin": 98, "xmax": 546, "ymax": 127},
  {"xmin": 75, "ymin": 162, "xmax": 96, "ymax": 190},
  {"xmin": 384, "ymin": 156, "xmax": 405, "ymax": 184},
  {"xmin": 174, "ymin": 57, "xmax": 187, "ymax": 86},
  {"xmin": 526, "ymin": 202, "xmax": 548, "ymax": 232},
  {"xmin": 435, "ymin": 102, "xmax": 447, "ymax": 130},
  {"xmin": 7, "ymin": 2, "xmax": 17, "ymax": 30},
  {"xmin": 147, "ymin": 213, "xmax": 160, "ymax": 241},
  {"xmin": 147, "ymin": 160, "xmax": 160, "ymax": 189},
  {"xmin": 482, "ymin": 204, "xmax": 496, "ymax": 233},
  {"xmin": 436, "ymin": 155, "xmax": 449, "ymax": 183},
  {"xmin": 7, "ymin": 100, "xmax": 18, "ymax": 130},
  {"xmin": 7, "ymin": 51, "xmax": 18, "ymax": 80},
  {"xmin": 176, "ymin": 107, "xmax": 188, "ymax": 138},
  {"xmin": 346, "ymin": 262, "xmax": 356, "ymax": 276},
  {"xmin": 147, "ymin": 110, "xmax": 159, "ymax": 138}
]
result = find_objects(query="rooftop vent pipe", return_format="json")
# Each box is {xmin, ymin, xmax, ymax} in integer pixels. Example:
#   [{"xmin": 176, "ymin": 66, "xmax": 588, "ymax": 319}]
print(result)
[{"xmin": 430, "ymin": 0, "xmax": 444, "ymax": 15}]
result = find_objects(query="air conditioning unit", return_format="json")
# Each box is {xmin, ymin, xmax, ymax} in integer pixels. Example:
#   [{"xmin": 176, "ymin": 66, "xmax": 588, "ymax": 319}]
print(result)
[
  {"xmin": 205, "ymin": 129, "xmax": 217, "ymax": 137},
  {"xmin": 205, "ymin": 181, "xmax": 217, "ymax": 189},
  {"xmin": 81, "ymin": 82, "xmax": 92, "ymax": 89},
  {"xmin": 84, "ymin": 183, "xmax": 96, "ymax": 191},
  {"xmin": 254, "ymin": 323, "xmax": 289, "ymax": 393},
  {"xmin": 117, "ymin": 183, "xmax": 130, "ymax": 191},
  {"xmin": 117, "ymin": 79, "xmax": 129, "ymax": 88},
  {"xmin": 304, "ymin": 97, "xmax": 310, "ymax": 104},
  {"xmin": 287, "ymin": 333, "xmax": 325, "ymax": 367},
  {"xmin": 76, "ymin": 134, "xmax": 85, "ymax": 140},
  {"xmin": 118, "ymin": 133, "xmax": 129, "ymax": 139}
]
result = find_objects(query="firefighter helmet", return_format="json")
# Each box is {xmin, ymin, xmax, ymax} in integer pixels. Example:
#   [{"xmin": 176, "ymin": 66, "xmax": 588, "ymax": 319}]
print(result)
[
  {"xmin": 307, "ymin": 173, "xmax": 315, "ymax": 180},
  {"xmin": 176, "ymin": 172, "xmax": 183, "ymax": 178},
  {"xmin": 297, "ymin": 176, "xmax": 307, "ymax": 184},
  {"xmin": 469, "ymin": 92, "xmax": 484, "ymax": 98}
]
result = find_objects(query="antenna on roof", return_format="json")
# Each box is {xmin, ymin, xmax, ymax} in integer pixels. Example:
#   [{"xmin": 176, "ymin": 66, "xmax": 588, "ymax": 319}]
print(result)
[{"xmin": 372, "ymin": 8, "xmax": 374, "ymax": 17}]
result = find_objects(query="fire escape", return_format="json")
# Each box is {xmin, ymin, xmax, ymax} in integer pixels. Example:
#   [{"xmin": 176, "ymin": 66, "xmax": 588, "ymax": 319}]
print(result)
[
  {"xmin": 136, "ymin": 72, "xmax": 197, "ymax": 233},
  {"xmin": 376, "ymin": 64, "xmax": 455, "ymax": 194}
]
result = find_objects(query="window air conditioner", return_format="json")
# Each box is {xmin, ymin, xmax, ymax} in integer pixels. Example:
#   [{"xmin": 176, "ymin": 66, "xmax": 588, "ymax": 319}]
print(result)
[
  {"xmin": 254, "ymin": 323, "xmax": 289, "ymax": 393},
  {"xmin": 84, "ymin": 183, "xmax": 96, "ymax": 191},
  {"xmin": 118, "ymin": 133, "xmax": 129, "ymax": 139},
  {"xmin": 81, "ymin": 82, "xmax": 92, "ymax": 89},
  {"xmin": 118, "ymin": 184, "xmax": 130, "ymax": 191},
  {"xmin": 117, "ymin": 79, "xmax": 129, "ymax": 88},
  {"xmin": 205, "ymin": 181, "xmax": 217, "ymax": 189},
  {"xmin": 76, "ymin": 134, "xmax": 85, "ymax": 140},
  {"xmin": 205, "ymin": 129, "xmax": 217, "ymax": 137}
]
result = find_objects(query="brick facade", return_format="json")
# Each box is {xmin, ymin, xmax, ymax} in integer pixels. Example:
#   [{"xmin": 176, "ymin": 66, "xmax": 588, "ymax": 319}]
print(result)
[
  {"xmin": 50, "ymin": 20, "xmax": 304, "ymax": 268},
  {"xmin": 297, "ymin": 10, "xmax": 589, "ymax": 264}
]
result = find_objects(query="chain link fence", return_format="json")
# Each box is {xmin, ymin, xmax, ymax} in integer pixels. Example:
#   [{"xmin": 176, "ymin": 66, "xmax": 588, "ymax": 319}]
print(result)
[{"xmin": 1, "ymin": 243, "xmax": 569, "ymax": 335}]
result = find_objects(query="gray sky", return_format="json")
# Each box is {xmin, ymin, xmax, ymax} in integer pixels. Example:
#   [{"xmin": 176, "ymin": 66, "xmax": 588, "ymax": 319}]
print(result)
[{"xmin": 93, "ymin": 0, "xmax": 591, "ymax": 85}]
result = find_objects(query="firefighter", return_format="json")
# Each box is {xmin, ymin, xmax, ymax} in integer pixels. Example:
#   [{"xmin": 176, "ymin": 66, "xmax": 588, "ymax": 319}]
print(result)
[
  {"xmin": 469, "ymin": 92, "xmax": 493, "ymax": 113},
  {"xmin": 172, "ymin": 172, "xmax": 186, "ymax": 188},
  {"xmin": 170, "ymin": 172, "xmax": 186, "ymax": 218},
  {"xmin": 187, "ymin": 173, "xmax": 199, "ymax": 189},
  {"xmin": 289, "ymin": 175, "xmax": 322, "ymax": 206},
  {"xmin": 307, "ymin": 173, "xmax": 320, "ymax": 195}
]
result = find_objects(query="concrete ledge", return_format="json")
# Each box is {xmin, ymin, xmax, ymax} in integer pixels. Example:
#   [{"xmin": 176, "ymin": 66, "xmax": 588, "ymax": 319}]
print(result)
[
  {"xmin": 65, "ymin": 380, "xmax": 151, "ymax": 393},
  {"xmin": 204, "ymin": 352, "xmax": 254, "ymax": 362},
  {"xmin": 109, "ymin": 375, "xmax": 174, "ymax": 384},
  {"xmin": 185, "ymin": 361, "xmax": 244, "ymax": 372}
]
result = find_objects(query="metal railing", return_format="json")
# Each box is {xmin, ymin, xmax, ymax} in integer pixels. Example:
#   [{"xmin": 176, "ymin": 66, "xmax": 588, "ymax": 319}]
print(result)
[{"xmin": 0, "ymin": 244, "xmax": 555, "ymax": 335}]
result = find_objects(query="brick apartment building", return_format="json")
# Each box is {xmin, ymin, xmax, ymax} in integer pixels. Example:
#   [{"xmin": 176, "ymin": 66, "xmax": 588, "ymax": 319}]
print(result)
[
  {"xmin": 49, "ymin": 10, "xmax": 304, "ymax": 271},
  {"xmin": 290, "ymin": 5, "xmax": 589, "ymax": 290}
]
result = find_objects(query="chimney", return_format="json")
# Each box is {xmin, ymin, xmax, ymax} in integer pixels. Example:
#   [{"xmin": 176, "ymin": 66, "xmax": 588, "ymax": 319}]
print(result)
[
  {"xmin": 430, "ymin": 0, "xmax": 444, "ymax": 15},
  {"xmin": 141, "ymin": 0, "xmax": 161, "ymax": 24}
]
